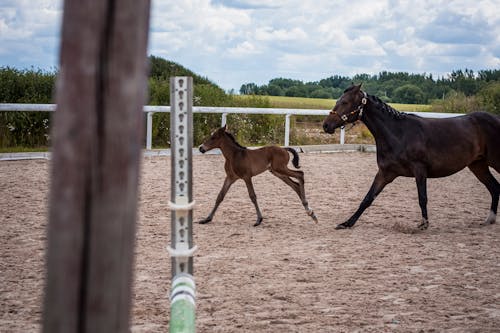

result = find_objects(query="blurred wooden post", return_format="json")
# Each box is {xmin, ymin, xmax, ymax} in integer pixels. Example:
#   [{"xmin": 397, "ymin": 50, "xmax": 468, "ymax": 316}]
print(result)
[{"xmin": 43, "ymin": 0, "xmax": 150, "ymax": 332}]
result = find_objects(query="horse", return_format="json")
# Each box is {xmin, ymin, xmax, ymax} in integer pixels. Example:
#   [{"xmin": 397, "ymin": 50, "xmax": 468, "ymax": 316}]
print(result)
[
  {"xmin": 322, "ymin": 84, "xmax": 500, "ymax": 230},
  {"xmin": 197, "ymin": 125, "xmax": 318, "ymax": 226}
]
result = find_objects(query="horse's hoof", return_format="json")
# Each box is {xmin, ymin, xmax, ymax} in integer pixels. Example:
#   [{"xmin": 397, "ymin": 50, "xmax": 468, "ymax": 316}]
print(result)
[
  {"xmin": 417, "ymin": 219, "xmax": 429, "ymax": 230},
  {"xmin": 253, "ymin": 217, "xmax": 263, "ymax": 227},
  {"xmin": 311, "ymin": 215, "xmax": 319, "ymax": 223},
  {"xmin": 198, "ymin": 219, "xmax": 212, "ymax": 224},
  {"xmin": 481, "ymin": 211, "xmax": 497, "ymax": 225},
  {"xmin": 335, "ymin": 223, "xmax": 349, "ymax": 230}
]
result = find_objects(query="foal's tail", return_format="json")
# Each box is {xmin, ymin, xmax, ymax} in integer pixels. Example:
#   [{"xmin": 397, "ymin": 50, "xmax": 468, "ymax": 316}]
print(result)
[{"xmin": 285, "ymin": 147, "xmax": 300, "ymax": 169}]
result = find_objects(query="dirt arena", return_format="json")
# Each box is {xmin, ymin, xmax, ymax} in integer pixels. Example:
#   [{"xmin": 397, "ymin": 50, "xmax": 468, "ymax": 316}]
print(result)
[{"xmin": 1, "ymin": 151, "xmax": 500, "ymax": 332}]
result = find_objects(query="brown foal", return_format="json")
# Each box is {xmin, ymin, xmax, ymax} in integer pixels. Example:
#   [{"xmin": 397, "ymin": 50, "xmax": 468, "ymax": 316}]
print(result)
[{"xmin": 198, "ymin": 125, "xmax": 318, "ymax": 226}]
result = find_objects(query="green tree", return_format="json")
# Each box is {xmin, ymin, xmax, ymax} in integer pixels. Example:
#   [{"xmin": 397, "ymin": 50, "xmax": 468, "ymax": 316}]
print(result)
[
  {"xmin": 266, "ymin": 84, "xmax": 284, "ymax": 96},
  {"xmin": 393, "ymin": 84, "xmax": 425, "ymax": 104},
  {"xmin": 310, "ymin": 88, "xmax": 333, "ymax": 99},
  {"xmin": 285, "ymin": 85, "xmax": 307, "ymax": 97},
  {"xmin": 239, "ymin": 83, "xmax": 258, "ymax": 95}
]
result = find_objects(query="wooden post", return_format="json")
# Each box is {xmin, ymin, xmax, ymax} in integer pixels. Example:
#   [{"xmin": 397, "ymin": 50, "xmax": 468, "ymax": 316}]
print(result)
[{"xmin": 42, "ymin": 0, "xmax": 150, "ymax": 332}]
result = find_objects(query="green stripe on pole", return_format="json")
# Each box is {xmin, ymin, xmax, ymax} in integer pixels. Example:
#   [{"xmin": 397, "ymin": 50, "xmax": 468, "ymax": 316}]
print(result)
[
  {"xmin": 170, "ymin": 298, "xmax": 195, "ymax": 333},
  {"xmin": 170, "ymin": 273, "xmax": 195, "ymax": 333}
]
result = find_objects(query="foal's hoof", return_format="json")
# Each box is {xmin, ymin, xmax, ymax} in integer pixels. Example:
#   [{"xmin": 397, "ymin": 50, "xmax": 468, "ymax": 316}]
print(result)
[
  {"xmin": 198, "ymin": 218, "xmax": 212, "ymax": 224},
  {"xmin": 307, "ymin": 209, "xmax": 318, "ymax": 223},
  {"xmin": 253, "ymin": 217, "xmax": 263, "ymax": 227}
]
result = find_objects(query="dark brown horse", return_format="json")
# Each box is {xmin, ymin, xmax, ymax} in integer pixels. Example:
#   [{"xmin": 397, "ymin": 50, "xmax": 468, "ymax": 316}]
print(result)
[
  {"xmin": 323, "ymin": 84, "xmax": 500, "ymax": 230},
  {"xmin": 198, "ymin": 125, "xmax": 318, "ymax": 226}
]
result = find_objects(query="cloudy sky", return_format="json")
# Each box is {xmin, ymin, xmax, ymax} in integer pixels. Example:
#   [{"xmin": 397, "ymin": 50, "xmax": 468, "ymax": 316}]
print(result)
[{"xmin": 1, "ymin": 0, "xmax": 499, "ymax": 91}]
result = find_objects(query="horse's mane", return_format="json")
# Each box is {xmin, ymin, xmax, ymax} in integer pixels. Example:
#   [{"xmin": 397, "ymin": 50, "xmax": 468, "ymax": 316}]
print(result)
[
  {"xmin": 344, "ymin": 86, "xmax": 407, "ymax": 120},
  {"xmin": 369, "ymin": 94, "xmax": 407, "ymax": 120},
  {"xmin": 224, "ymin": 131, "xmax": 247, "ymax": 150}
]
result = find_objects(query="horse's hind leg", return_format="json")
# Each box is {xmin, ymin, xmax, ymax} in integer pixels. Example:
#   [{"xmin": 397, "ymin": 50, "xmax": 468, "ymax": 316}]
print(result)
[
  {"xmin": 468, "ymin": 160, "xmax": 499, "ymax": 225},
  {"xmin": 414, "ymin": 169, "xmax": 429, "ymax": 230},
  {"xmin": 271, "ymin": 169, "xmax": 318, "ymax": 223},
  {"xmin": 198, "ymin": 176, "xmax": 236, "ymax": 224},
  {"xmin": 243, "ymin": 177, "xmax": 264, "ymax": 226}
]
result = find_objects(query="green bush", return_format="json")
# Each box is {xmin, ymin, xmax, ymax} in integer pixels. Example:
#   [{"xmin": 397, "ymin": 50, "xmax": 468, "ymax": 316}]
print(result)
[
  {"xmin": 430, "ymin": 91, "xmax": 480, "ymax": 114},
  {"xmin": 0, "ymin": 67, "xmax": 56, "ymax": 148},
  {"xmin": 477, "ymin": 82, "xmax": 500, "ymax": 115}
]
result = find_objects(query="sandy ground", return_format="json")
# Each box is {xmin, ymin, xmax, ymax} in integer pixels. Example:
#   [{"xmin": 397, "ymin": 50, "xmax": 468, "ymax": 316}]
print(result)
[{"xmin": 1, "ymin": 152, "xmax": 500, "ymax": 332}]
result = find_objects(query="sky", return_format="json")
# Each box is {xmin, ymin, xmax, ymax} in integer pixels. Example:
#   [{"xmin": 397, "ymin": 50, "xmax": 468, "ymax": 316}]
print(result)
[{"xmin": 1, "ymin": 0, "xmax": 499, "ymax": 92}]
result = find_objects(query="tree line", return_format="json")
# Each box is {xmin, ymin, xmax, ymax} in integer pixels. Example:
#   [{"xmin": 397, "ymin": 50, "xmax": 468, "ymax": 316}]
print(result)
[
  {"xmin": 1, "ymin": 56, "xmax": 499, "ymax": 149},
  {"xmin": 240, "ymin": 69, "xmax": 500, "ymax": 105}
]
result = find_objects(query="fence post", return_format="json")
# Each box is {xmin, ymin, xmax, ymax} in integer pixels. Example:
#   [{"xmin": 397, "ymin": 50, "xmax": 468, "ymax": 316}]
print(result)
[
  {"xmin": 284, "ymin": 113, "xmax": 291, "ymax": 147},
  {"xmin": 168, "ymin": 77, "xmax": 196, "ymax": 333},
  {"xmin": 221, "ymin": 112, "xmax": 227, "ymax": 127},
  {"xmin": 146, "ymin": 111, "xmax": 153, "ymax": 150},
  {"xmin": 340, "ymin": 127, "xmax": 345, "ymax": 145}
]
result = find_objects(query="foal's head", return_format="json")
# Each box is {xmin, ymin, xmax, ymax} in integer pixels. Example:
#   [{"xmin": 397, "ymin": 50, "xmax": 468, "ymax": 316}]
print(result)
[
  {"xmin": 322, "ymin": 84, "xmax": 367, "ymax": 134},
  {"xmin": 199, "ymin": 126, "xmax": 226, "ymax": 153},
  {"xmin": 199, "ymin": 125, "xmax": 247, "ymax": 153}
]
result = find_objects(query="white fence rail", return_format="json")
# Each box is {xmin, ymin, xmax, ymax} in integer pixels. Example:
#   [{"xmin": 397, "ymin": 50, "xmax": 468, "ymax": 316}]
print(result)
[{"xmin": 0, "ymin": 103, "xmax": 464, "ymax": 149}]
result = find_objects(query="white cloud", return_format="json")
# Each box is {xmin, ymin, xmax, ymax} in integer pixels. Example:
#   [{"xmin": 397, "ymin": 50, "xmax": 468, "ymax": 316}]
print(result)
[
  {"xmin": 228, "ymin": 41, "xmax": 260, "ymax": 57},
  {"xmin": 1, "ymin": 0, "xmax": 499, "ymax": 91},
  {"xmin": 255, "ymin": 27, "xmax": 307, "ymax": 42}
]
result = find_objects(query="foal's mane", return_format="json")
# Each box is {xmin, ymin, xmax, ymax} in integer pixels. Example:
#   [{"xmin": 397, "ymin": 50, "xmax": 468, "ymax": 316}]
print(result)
[
  {"xmin": 369, "ymin": 94, "xmax": 407, "ymax": 120},
  {"xmin": 224, "ymin": 130, "xmax": 247, "ymax": 150}
]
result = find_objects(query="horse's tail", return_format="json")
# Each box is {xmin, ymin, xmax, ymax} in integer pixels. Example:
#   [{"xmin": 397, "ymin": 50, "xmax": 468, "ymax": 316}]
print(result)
[
  {"xmin": 474, "ymin": 112, "xmax": 500, "ymax": 172},
  {"xmin": 285, "ymin": 147, "xmax": 300, "ymax": 169}
]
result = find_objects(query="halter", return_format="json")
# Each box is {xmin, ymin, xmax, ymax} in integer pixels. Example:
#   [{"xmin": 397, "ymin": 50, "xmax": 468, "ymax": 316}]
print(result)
[{"xmin": 330, "ymin": 91, "xmax": 368, "ymax": 124}]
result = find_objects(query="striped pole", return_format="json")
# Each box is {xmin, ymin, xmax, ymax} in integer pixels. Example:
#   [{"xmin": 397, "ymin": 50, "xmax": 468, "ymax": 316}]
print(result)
[{"xmin": 168, "ymin": 77, "xmax": 196, "ymax": 333}]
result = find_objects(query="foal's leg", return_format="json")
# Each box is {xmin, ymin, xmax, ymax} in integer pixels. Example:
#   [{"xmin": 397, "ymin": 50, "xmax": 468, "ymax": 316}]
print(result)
[
  {"xmin": 337, "ymin": 170, "xmax": 395, "ymax": 229},
  {"xmin": 468, "ymin": 160, "xmax": 499, "ymax": 225},
  {"xmin": 243, "ymin": 177, "xmax": 263, "ymax": 226},
  {"xmin": 198, "ymin": 176, "xmax": 236, "ymax": 224},
  {"xmin": 271, "ymin": 169, "xmax": 318, "ymax": 223}
]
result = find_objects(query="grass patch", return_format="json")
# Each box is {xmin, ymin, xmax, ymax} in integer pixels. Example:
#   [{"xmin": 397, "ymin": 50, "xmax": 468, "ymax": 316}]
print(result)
[
  {"xmin": 0, "ymin": 146, "xmax": 49, "ymax": 153},
  {"xmin": 235, "ymin": 95, "xmax": 431, "ymax": 112}
]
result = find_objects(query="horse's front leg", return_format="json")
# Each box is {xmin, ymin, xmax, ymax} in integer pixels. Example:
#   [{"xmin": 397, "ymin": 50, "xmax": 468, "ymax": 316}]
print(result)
[
  {"xmin": 415, "ymin": 171, "xmax": 429, "ymax": 230},
  {"xmin": 243, "ymin": 177, "xmax": 263, "ymax": 226},
  {"xmin": 198, "ymin": 176, "xmax": 235, "ymax": 224},
  {"xmin": 337, "ymin": 170, "xmax": 394, "ymax": 229}
]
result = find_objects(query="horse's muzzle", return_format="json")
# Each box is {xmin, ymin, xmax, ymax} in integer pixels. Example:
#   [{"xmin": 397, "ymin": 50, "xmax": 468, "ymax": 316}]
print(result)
[
  {"xmin": 323, "ymin": 122, "xmax": 336, "ymax": 134},
  {"xmin": 199, "ymin": 145, "xmax": 206, "ymax": 153}
]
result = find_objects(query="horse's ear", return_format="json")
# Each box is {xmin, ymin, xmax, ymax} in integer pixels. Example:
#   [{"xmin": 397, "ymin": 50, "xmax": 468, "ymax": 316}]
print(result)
[
  {"xmin": 222, "ymin": 124, "xmax": 228, "ymax": 132},
  {"xmin": 351, "ymin": 83, "xmax": 362, "ymax": 93}
]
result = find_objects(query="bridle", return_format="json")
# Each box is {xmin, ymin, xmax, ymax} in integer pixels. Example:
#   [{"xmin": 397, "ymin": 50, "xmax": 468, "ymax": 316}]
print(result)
[{"xmin": 329, "ymin": 90, "xmax": 368, "ymax": 126}]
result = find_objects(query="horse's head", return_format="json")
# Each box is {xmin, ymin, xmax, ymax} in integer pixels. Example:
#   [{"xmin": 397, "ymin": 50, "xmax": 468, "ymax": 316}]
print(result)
[
  {"xmin": 199, "ymin": 125, "xmax": 227, "ymax": 153},
  {"xmin": 322, "ymin": 84, "xmax": 367, "ymax": 134}
]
